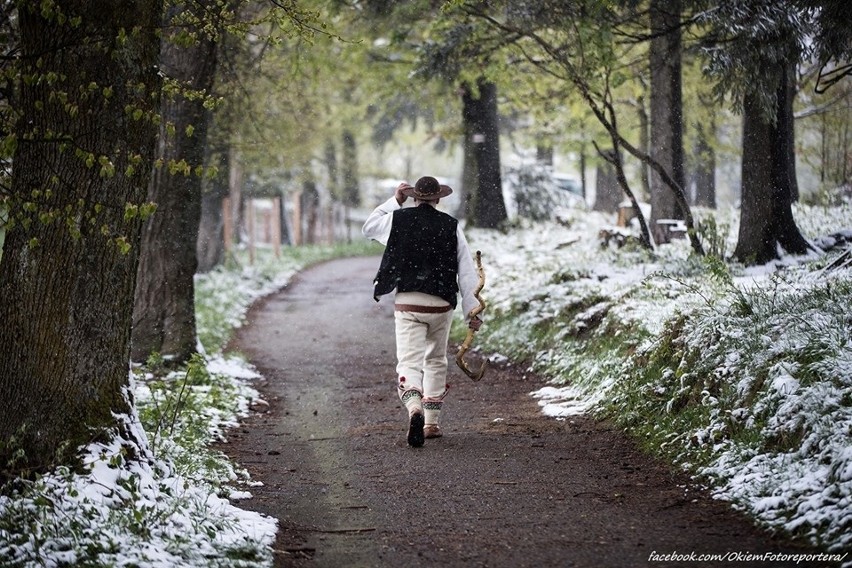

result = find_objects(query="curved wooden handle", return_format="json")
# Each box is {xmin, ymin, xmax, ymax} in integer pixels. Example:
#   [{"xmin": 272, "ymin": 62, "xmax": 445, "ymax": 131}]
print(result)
[
  {"xmin": 467, "ymin": 250, "xmax": 486, "ymax": 320},
  {"xmin": 456, "ymin": 251, "xmax": 487, "ymax": 381}
]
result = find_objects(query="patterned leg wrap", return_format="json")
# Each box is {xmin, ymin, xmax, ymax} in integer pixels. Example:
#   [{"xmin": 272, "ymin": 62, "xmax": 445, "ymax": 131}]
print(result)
[
  {"xmin": 423, "ymin": 386, "xmax": 448, "ymax": 426},
  {"xmin": 423, "ymin": 400, "xmax": 442, "ymax": 427},
  {"xmin": 400, "ymin": 388, "xmax": 423, "ymax": 417}
]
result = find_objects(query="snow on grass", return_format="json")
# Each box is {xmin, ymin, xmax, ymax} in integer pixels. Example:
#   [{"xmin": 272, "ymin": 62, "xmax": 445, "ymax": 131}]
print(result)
[
  {"xmin": 465, "ymin": 198, "xmax": 852, "ymax": 552},
  {"xmin": 2, "ymin": 201, "xmax": 849, "ymax": 562},
  {"xmin": 679, "ymin": 270, "xmax": 852, "ymax": 550},
  {"xmin": 0, "ymin": 367, "xmax": 277, "ymax": 567},
  {"xmin": 0, "ymin": 242, "xmax": 379, "ymax": 567}
]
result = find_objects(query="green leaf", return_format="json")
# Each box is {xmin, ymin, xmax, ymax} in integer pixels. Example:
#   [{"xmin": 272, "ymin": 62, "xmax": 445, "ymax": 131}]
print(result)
[
  {"xmin": 139, "ymin": 202, "xmax": 158, "ymax": 220},
  {"xmin": 114, "ymin": 236, "xmax": 131, "ymax": 255},
  {"xmin": 124, "ymin": 203, "xmax": 138, "ymax": 221},
  {"xmin": 1, "ymin": 134, "xmax": 16, "ymax": 157}
]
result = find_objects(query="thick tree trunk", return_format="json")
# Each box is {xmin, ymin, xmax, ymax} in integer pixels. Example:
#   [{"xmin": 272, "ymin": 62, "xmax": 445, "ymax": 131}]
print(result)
[
  {"xmin": 783, "ymin": 62, "xmax": 800, "ymax": 203},
  {"xmin": 460, "ymin": 91, "xmax": 479, "ymax": 220},
  {"xmin": 734, "ymin": 66, "xmax": 811, "ymax": 265},
  {"xmin": 132, "ymin": 3, "xmax": 218, "ymax": 364},
  {"xmin": 0, "ymin": 1, "xmax": 162, "ymax": 470},
  {"xmin": 462, "ymin": 80, "xmax": 508, "ymax": 229},
  {"xmin": 648, "ymin": 0, "xmax": 685, "ymax": 244},
  {"xmin": 196, "ymin": 145, "xmax": 229, "ymax": 273},
  {"xmin": 692, "ymin": 117, "xmax": 716, "ymax": 208}
]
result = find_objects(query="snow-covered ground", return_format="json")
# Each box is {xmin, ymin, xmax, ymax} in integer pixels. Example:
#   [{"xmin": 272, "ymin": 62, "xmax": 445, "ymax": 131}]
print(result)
[
  {"xmin": 0, "ymin": 355, "xmax": 278, "ymax": 567},
  {"xmin": 1, "ymin": 199, "xmax": 849, "ymax": 565},
  {"xmin": 465, "ymin": 199, "xmax": 852, "ymax": 554},
  {"xmin": 0, "ymin": 245, "xmax": 367, "ymax": 567}
]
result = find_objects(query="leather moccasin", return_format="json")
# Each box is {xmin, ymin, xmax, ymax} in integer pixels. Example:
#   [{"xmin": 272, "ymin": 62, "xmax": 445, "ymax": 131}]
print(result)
[
  {"xmin": 423, "ymin": 425, "xmax": 443, "ymax": 439},
  {"xmin": 407, "ymin": 412, "xmax": 425, "ymax": 447}
]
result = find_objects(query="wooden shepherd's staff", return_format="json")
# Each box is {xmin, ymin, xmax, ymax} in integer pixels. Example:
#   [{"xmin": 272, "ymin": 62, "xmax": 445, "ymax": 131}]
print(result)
[{"xmin": 456, "ymin": 250, "xmax": 488, "ymax": 382}]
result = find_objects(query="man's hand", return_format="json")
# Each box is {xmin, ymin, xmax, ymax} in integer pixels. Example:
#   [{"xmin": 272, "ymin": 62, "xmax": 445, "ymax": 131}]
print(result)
[
  {"xmin": 394, "ymin": 182, "xmax": 413, "ymax": 205},
  {"xmin": 468, "ymin": 316, "xmax": 482, "ymax": 331}
]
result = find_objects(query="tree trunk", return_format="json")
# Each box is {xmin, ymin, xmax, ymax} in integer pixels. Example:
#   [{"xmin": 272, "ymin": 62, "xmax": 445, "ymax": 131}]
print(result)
[
  {"xmin": 783, "ymin": 61, "xmax": 800, "ymax": 203},
  {"xmin": 648, "ymin": 0, "xmax": 685, "ymax": 244},
  {"xmin": 599, "ymin": 142, "xmax": 654, "ymax": 250},
  {"xmin": 734, "ymin": 65, "xmax": 811, "ymax": 265},
  {"xmin": 132, "ymin": 2, "xmax": 218, "ymax": 364},
  {"xmin": 342, "ymin": 130, "xmax": 360, "ymax": 207},
  {"xmin": 228, "ymin": 145, "xmax": 244, "ymax": 248},
  {"xmin": 692, "ymin": 116, "xmax": 716, "ymax": 208},
  {"xmin": 0, "ymin": 1, "xmax": 162, "ymax": 470},
  {"xmin": 324, "ymin": 138, "xmax": 340, "ymax": 200},
  {"xmin": 536, "ymin": 144, "xmax": 554, "ymax": 166},
  {"xmin": 579, "ymin": 140, "xmax": 588, "ymax": 201},
  {"xmin": 462, "ymin": 79, "xmax": 508, "ymax": 229},
  {"xmin": 459, "ymin": 90, "xmax": 479, "ymax": 220},
  {"xmin": 301, "ymin": 177, "xmax": 320, "ymax": 244},
  {"xmin": 196, "ymin": 143, "xmax": 229, "ymax": 273},
  {"xmin": 637, "ymin": 91, "xmax": 651, "ymax": 200},
  {"xmin": 593, "ymin": 149, "xmax": 622, "ymax": 212}
]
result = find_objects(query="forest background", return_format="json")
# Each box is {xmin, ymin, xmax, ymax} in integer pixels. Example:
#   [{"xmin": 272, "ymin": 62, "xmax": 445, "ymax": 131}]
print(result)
[{"xmin": 0, "ymin": 0, "xmax": 850, "ymax": 565}]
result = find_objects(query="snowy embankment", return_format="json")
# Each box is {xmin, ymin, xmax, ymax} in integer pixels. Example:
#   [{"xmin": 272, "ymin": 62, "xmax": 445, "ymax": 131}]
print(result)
[
  {"xmin": 466, "ymin": 199, "xmax": 852, "ymax": 553},
  {"xmin": 0, "ymin": 243, "xmax": 377, "ymax": 567},
  {"xmin": 2, "ymin": 201, "xmax": 848, "ymax": 564}
]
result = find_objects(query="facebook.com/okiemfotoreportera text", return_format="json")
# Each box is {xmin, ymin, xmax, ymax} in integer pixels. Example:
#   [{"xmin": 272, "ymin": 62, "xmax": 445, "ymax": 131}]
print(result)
[{"xmin": 648, "ymin": 550, "xmax": 849, "ymax": 564}]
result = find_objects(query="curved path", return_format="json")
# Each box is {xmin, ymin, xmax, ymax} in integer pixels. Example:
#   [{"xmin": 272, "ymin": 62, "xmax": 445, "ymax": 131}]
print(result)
[{"xmin": 224, "ymin": 257, "xmax": 816, "ymax": 568}]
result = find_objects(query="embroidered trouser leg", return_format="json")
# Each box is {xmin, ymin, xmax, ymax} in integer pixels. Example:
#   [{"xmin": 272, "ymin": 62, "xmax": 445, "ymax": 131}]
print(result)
[{"xmin": 395, "ymin": 309, "xmax": 453, "ymax": 420}]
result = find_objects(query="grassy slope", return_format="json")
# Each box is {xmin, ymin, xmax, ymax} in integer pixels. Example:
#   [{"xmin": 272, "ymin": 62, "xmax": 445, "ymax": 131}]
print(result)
[{"xmin": 463, "ymin": 201, "xmax": 852, "ymax": 551}]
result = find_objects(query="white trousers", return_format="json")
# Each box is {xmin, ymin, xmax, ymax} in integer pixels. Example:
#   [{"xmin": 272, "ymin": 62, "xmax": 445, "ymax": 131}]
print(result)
[{"xmin": 395, "ymin": 309, "xmax": 453, "ymax": 423}]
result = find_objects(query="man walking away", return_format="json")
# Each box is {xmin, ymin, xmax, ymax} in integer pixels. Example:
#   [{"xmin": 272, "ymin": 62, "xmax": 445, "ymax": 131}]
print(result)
[{"xmin": 363, "ymin": 176, "xmax": 482, "ymax": 447}]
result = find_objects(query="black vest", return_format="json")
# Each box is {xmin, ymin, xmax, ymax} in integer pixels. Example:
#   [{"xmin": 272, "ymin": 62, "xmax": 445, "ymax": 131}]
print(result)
[{"xmin": 373, "ymin": 204, "xmax": 459, "ymax": 307}]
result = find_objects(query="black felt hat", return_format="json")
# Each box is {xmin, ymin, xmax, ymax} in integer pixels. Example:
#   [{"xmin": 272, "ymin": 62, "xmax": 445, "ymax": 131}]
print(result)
[{"xmin": 402, "ymin": 176, "xmax": 453, "ymax": 200}]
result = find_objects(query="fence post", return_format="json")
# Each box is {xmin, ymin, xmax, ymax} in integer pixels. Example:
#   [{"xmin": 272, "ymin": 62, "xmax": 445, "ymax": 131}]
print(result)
[{"xmin": 272, "ymin": 197, "xmax": 282, "ymax": 257}]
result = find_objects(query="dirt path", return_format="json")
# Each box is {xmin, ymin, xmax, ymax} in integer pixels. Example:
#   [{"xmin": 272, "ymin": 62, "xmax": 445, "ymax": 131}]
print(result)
[{"xmin": 223, "ymin": 257, "xmax": 821, "ymax": 568}]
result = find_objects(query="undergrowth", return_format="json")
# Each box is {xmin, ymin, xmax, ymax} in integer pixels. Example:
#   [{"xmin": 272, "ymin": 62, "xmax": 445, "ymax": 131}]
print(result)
[
  {"xmin": 467, "ymin": 209, "xmax": 852, "ymax": 552},
  {"xmin": 0, "ymin": 240, "xmax": 378, "ymax": 567}
]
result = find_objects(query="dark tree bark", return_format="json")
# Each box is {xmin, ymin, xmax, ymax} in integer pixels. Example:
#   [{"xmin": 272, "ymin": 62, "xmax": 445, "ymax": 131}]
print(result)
[
  {"xmin": 459, "ymin": 91, "xmax": 479, "ymax": 220},
  {"xmin": 196, "ymin": 143, "xmax": 229, "ymax": 273},
  {"xmin": 734, "ymin": 65, "xmax": 811, "ymax": 265},
  {"xmin": 579, "ymin": 140, "xmax": 588, "ymax": 200},
  {"xmin": 196, "ymin": 27, "xmax": 239, "ymax": 274},
  {"xmin": 461, "ymin": 79, "xmax": 508, "ymax": 229},
  {"xmin": 593, "ymin": 149, "xmax": 622, "ymax": 212},
  {"xmin": 536, "ymin": 144, "xmax": 554, "ymax": 166},
  {"xmin": 783, "ymin": 61, "xmax": 800, "ymax": 203},
  {"xmin": 0, "ymin": 1, "xmax": 162, "ymax": 470},
  {"xmin": 324, "ymin": 139, "xmax": 339, "ymax": 199},
  {"xmin": 301, "ymin": 176, "xmax": 320, "ymax": 244},
  {"xmin": 341, "ymin": 130, "xmax": 360, "ymax": 207},
  {"xmin": 692, "ymin": 116, "xmax": 716, "ymax": 208},
  {"xmin": 636, "ymin": 90, "xmax": 651, "ymax": 199},
  {"xmin": 132, "ymin": 2, "xmax": 218, "ymax": 364},
  {"xmin": 648, "ymin": 0, "xmax": 685, "ymax": 244}
]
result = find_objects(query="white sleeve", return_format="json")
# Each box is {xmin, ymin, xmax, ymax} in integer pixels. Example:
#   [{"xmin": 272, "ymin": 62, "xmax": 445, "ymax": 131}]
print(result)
[
  {"xmin": 456, "ymin": 227, "xmax": 481, "ymax": 320},
  {"xmin": 361, "ymin": 197, "xmax": 401, "ymax": 246}
]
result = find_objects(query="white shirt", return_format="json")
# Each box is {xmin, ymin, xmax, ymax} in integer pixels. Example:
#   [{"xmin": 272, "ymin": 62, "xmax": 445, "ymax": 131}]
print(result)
[{"xmin": 362, "ymin": 197, "xmax": 481, "ymax": 320}]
